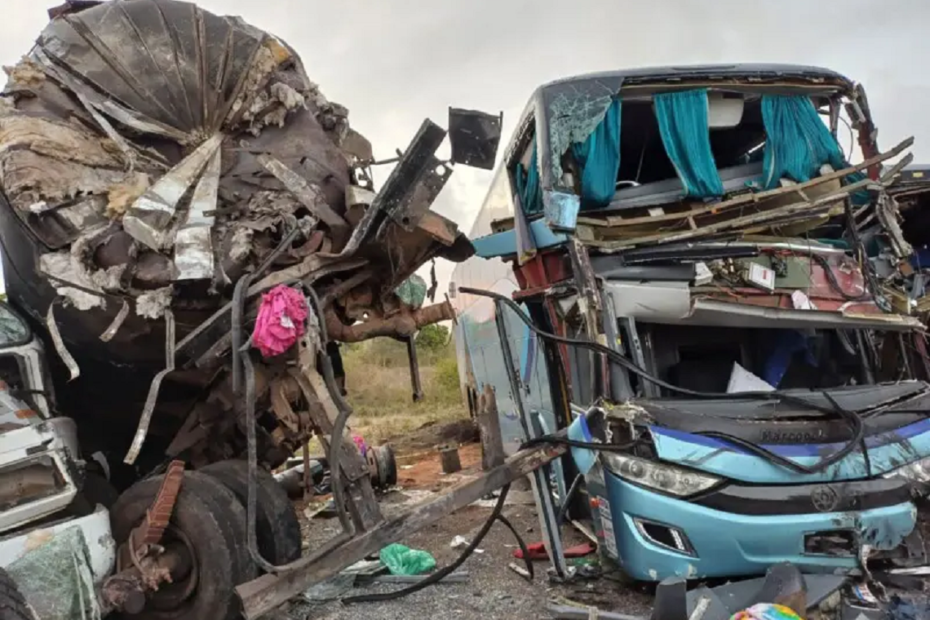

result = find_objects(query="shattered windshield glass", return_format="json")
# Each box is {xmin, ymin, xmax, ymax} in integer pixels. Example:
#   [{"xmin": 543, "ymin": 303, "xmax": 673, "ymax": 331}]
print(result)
[{"xmin": 541, "ymin": 75, "xmax": 625, "ymax": 185}]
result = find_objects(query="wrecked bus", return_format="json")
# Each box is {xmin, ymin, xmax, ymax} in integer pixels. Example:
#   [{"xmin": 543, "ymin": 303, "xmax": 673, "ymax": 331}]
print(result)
[{"xmin": 450, "ymin": 64, "xmax": 930, "ymax": 582}]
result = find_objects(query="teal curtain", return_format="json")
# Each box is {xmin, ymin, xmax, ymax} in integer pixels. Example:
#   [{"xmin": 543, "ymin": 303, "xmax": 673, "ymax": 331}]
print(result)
[
  {"xmin": 760, "ymin": 95, "xmax": 867, "ymax": 201},
  {"xmin": 654, "ymin": 89, "xmax": 724, "ymax": 198},
  {"xmin": 570, "ymin": 99, "xmax": 622, "ymax": 208},
  {"xmin": 514, "ymin": 138, "xmax": 542, "ymax": 214}
]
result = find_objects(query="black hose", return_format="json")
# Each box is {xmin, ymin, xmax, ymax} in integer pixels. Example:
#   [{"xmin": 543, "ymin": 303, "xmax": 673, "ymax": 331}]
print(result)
[
  {"xmin": 458, "ymin": 286, "xmax": 867, "ymax": 475},
  {"xmin": 695, "ymin": 392, "xmax": 865, "ymax": 475},
  {"xmin": 321, "ymin": 364, "xmax": 355, "ymax": 535},
  {"xmin": 521, "ymin": 436, "xmax": 640, "ymax": 453},
  {"xmin": 342, "ymin": 437, "xmax": 627, "ymax": 600},
  {"xmin": 304, "ymin": 287, "xmax": 356, "ymax": 536},
  {"xmin": 241, "ymin": 346, "xmax": 353, "ymax": 574},
  {"xmin": 343, "ymin": 483, "xmax": 521, "ymax": 604},
  {"xmin": 231, "ymin": 275, "xmax": 250, "ymax": 395},
  {"xmin": 557, "ymin": 474, "xmax": 583, "ymax": 527},
  {"xmin": 495, "ymin": 513, "xmax": 534, "ymax": 580},
  {"xmin": 241, "ymin": 348, "xmax": 277, "ymax": 574}
]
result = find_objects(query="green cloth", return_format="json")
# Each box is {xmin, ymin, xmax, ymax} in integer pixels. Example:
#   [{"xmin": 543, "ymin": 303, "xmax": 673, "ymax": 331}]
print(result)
[
  {"xmin": 394, "ymin": 275, "xmax": 427, "ymax": 309},
  {"xmin": 379, "ymin": 543, "xmax": 436, "ymax": 576}
]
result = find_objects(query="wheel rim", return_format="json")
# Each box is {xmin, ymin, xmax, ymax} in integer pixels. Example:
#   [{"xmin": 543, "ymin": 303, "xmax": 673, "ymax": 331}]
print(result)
[{"xmin": 146, "ymin": 527, "xmax": 199, "ymax": 612}]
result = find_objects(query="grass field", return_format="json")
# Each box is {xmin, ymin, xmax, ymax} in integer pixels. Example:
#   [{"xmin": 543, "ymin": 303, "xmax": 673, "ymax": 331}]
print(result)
[{"xmin": 340, "ymin": 330, "xmax": 469, "ymax": 445}]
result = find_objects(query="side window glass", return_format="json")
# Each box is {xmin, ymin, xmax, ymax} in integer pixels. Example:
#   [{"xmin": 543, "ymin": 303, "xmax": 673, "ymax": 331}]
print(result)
[{"xmin": 0, "ymin": 305, "xmax": 29, "ymax": 348}]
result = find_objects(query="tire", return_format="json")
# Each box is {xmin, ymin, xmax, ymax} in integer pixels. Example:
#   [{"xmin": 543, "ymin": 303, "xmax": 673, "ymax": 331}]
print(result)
[
  {"xmin": 110, "ymin": 471, "xmax": 257, "ymax": 620},
  {"xmin": 370, "ymin": 445, "xmax": 397, "ymax": 489},
  {"xmin": 0, "ymin": 568, "xmax": 36, "ymax": 620},
  {"xmin": 200, "ymin": 460, "xmax": 302, "ymax": 566}
]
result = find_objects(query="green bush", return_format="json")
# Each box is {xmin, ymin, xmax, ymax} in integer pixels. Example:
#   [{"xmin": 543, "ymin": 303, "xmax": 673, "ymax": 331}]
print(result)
[
  {"xmin": 434, "ymin": 354, "xmax": 461, "ymax": 402},
  {"xmin": 415, "ymin": 324, "xmax": 449, "ymax": 353}
]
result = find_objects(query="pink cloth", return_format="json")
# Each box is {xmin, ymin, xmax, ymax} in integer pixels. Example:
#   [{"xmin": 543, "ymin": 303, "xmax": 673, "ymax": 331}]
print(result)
[
  {"xmin": 352, "ymin": 434, "xmax": 368, "ymax": 456},
  {"xmin": 252, "ymin": 285, "xmax": 308, "ymax": 358}
]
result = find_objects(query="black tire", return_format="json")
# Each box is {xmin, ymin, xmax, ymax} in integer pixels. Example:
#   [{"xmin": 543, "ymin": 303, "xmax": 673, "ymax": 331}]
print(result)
[
  {"xmin": 200, "ymin": 460, "xmax": 302, "ymax": 566},
  {"xmin": 110, "ymin": 471, "xmax": 257, "ymax": 620},
  {"xmin": 0, "ymin": 568, "xmax": 35, "ymax": 620},
  {"xmin": 371, "ymin": 445, "xmax": 397, "ymax": 489}
]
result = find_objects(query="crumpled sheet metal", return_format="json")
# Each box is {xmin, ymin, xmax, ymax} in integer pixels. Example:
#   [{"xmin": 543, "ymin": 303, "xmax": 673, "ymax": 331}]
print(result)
[
  {"xmin": 0, "ymin": 0, "xmax": 365, "ymax": 325},
  {"xmin": 122, "ymin": 134, "xmax": 223, "ymax": 252},
  {"xmin": 37, "ymin": 0, "xmax": 269, "ymax": 140},
  {"xmin": 7, "ymin": 526, "xmax": 102, "ymax": 620},
  {"xmin": 0, "ymin": 0, "xmax": 477, "ymax": 467},
  {"xmin": 174, "ymin": 146, "xmax": 221, "ymax": 280}
]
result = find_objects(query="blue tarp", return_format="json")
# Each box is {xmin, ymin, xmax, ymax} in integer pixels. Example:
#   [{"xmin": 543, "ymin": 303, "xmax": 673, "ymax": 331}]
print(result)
[{"xmin": 655, "ymin": 89, "xmax": 725, "ymax": 198}]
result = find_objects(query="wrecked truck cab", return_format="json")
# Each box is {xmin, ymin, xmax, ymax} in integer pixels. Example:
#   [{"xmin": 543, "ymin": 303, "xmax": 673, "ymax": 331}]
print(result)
[
  {"xmin": 0, "ymin": 301, "xmax": 116, "ymax": 615},
  {"xmin": 451, "ymin": 63, "xmax": 930, "ymax": 583},
  {"xmin": 0, "ymin": 0, "xmax": 496, "ymax": 484},
  {"xmin": 0, "ymin": 301, "xmax": 80, "ymax": 530}
]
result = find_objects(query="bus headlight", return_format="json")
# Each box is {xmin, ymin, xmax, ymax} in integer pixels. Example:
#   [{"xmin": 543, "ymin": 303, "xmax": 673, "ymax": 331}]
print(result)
[{"xmin": 601, "ymin": 453, "xmax": 721, "ymax": 497}]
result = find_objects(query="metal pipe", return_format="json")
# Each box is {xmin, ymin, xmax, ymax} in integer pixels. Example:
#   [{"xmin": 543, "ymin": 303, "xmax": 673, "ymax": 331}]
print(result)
[
  {"xmin": 493, "ymin": 299, "xmax": 530, "ymax": 438},
  {"xmin": 406, "ymin": 335, "xmax": 423, "ymax": 402}
]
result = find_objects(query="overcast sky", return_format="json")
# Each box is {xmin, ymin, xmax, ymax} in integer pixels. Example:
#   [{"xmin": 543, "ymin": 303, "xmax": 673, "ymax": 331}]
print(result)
[{"xmin": 1, "ymin": 0, "xmax": 928, "ymax": 294}]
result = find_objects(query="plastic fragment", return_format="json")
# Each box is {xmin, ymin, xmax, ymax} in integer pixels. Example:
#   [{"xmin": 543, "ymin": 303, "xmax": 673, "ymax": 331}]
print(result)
[{"xmin": 378, "ymin": 543, "xmax": 436, "ymax": 576}]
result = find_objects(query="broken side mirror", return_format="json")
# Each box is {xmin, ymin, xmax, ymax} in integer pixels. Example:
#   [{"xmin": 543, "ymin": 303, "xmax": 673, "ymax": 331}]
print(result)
[{"xmin": 447, "ymin": 108, "xmax": 503, "ymax": 170}]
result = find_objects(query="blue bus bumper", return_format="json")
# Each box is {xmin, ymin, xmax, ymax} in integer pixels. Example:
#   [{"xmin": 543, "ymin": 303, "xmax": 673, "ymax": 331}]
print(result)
[{"xmin": 600, "ymin": 472, "xmax": 918, "ymax": 581}]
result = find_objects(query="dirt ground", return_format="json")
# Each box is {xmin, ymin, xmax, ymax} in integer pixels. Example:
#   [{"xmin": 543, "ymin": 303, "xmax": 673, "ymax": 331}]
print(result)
[{"xmin": 273, "ymin": 430, "xmax": 654, "ymax": 620}]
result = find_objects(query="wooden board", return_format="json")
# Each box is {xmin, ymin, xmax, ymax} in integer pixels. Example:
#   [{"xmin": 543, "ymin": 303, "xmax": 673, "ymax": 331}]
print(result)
[{"xmin": 574, "ymin": 136, "xmax": 913, "ymax": 245}]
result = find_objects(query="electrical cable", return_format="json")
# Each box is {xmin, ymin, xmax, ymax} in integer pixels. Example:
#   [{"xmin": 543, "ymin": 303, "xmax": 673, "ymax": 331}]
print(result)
[
  {"xmin": 810, "ymin": 253, "xmax": 871, "ymax": 302},
  {"xmin": 460, "ymin": 286, "xmax": 868, "ymax": 475},
  {"xmin": 696, "ymin": 392, "xmax": 865, "ymax": 475},
  {"xmin": 343, "ymin": 483, "xmax": 529, "ymax": 604},
  {"xmin": 305, "ymin": 286, "xmax": 356, "ymax": 534},
  {"xmin": 521, "ymin": 435, "xmax": 640, "ymax": 453}
]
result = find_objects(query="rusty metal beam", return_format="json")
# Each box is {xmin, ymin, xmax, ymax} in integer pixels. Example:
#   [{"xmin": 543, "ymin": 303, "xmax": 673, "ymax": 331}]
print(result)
[{"xmin": 326, "ymin": 301, "xmax": 456, "ymax": 343}]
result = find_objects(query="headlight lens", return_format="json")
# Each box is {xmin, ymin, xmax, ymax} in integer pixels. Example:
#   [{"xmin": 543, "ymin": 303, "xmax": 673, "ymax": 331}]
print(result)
[
  {"xmin": 601, "ymin": 453, "xmax": 721, "ymax": 497},
  {"xmin": 883, "ymin": 457, "xmax": 930, "ymax": 483}
]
